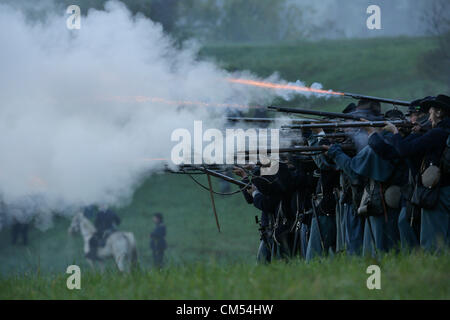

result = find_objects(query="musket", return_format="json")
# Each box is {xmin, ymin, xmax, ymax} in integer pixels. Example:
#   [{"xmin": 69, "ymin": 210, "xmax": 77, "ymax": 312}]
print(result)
[
  {"xmin": 365, "ymin": 216, "xmax": 379, "ymax": 259},
  {"xmin": 206, "ymin": 172, "xmax": 221, "ymax": 232},
  {"xmin": 268, "ymin": 106, "xmax": 363, "ymax": 121},
  {"xmin": 177, "ymin": 164, "xmax": 226, "ymax": 172},
  {"xmin": 310, "ymin": 133, "xmax": 349, "ymax": 139},
  {"xmin": 201, "ymin": 168, "xmax": 249, "ymax": 188},
  {"xmin": 282, "ymin": 120, "xmax": 412, "ymax": 130},
  {"xmin": 226, "ymin": 117, "xmax": 324, "ymax": 124},
  {"xmin": 176, "ymin": 166, "xmax": 249, "ymax": 234},
  {"xmin": 343, "ymin": 92, "xmax": 411, "ymax": 107},
  {"xmin": 255, "ymin": 216, "xmax": 272, "ymax": 258},
  {"xmin": 238, "ymin": 144, "xmax": 354, "ymax": 154},
  {"xmin": 311, "ymin": 199, "xmax": 325, "ymax": 251}
]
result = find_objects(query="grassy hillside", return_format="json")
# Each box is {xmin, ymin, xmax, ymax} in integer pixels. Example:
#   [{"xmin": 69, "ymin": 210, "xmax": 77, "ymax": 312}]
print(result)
[
  {"xmin": 0, "ymin": 37, "xmax": 448, "ymax": 299},
  {"xmin": 201, "ymin": 37, "xmax": 448, "ymax": 112}
]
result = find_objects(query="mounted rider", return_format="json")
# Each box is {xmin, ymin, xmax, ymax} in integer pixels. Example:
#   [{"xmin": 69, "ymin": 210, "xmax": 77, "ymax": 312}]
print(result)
[{"xmin": 85, "ymin": 205, "xmax": 121, "ymax": 260}]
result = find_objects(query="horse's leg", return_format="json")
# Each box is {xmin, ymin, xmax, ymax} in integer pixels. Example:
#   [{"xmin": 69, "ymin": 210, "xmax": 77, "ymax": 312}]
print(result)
[
  {"xmin": 111, "ymin": 235, "xmax": 132, "ymax": 272},
  {"xmin": 98, "ymin": 261, "xmax": 105, "ymax": 272},
  {"xmin": 87, "ymin": 258, "xmax": 95, "ymax": 270},
  {"xmin": 114, "ymin": 253, "xmax": 126, "ymax": 272},
  {"xmin": 130, "ymin": 245, "xmax": 138, "ymax": 271}
]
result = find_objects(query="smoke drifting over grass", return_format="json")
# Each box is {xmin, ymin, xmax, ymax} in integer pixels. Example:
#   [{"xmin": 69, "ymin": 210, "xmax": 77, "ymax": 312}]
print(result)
[{"xmin": 0, "ymin": 1, "xmax": 327, "ymax": 228}]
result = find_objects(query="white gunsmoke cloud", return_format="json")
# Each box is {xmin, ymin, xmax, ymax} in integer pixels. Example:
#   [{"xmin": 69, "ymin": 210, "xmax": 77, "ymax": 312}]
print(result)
[
  {"xmin": 0, "ymin": 1, "xmax": 256, "ymax": 222},
  {"xmin": 0, "ymin": 1, "xmax": 324, "ymax": 229}
]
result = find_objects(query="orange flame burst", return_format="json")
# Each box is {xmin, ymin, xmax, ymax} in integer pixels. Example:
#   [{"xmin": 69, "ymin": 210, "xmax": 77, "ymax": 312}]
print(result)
[
  {"xmin": 102, "ymin": 77, "xmax": 342, "ymax": 109},
  {"xmin": 227, "ymin": 78, "xmax": 344, "ymax": 96},
  {"xmin": 29, "ymin": 175, "xmax": 48, "ymax": 189}
]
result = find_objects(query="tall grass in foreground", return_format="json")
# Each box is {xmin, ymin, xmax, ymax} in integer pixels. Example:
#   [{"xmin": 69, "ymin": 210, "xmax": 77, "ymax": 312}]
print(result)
[{"xmin": 1, "ymin": 250, "xmax": 448, "ymax": 299}]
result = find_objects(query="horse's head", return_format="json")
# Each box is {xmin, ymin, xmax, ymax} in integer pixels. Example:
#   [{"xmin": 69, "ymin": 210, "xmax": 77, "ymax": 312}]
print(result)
[{"xmin": 68, "ymin": 212, "xmax": 83, "ymax": 236}]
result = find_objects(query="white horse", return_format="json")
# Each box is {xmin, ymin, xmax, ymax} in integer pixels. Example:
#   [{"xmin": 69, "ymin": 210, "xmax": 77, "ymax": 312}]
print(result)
[{"xmin": 68, "ymin": 212, "xmax": 137, "ymax": 272}]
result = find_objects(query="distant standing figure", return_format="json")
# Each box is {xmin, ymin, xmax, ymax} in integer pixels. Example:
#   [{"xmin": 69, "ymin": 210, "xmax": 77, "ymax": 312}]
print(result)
[
  {"xmin": 150, "ymin": 213, "xmax": 166, "ymax": 268},
  {"xmin": 9, "ymin": 200, "xmax": 33, "ymax": 246},
  {"xmin": 11, "ymin": 219, "xmax": 29, "ymax": 245}
]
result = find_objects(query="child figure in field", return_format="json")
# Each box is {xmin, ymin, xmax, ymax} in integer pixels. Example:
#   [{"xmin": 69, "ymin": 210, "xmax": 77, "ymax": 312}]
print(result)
[{"xmin": 150, "ymin": 213, "xmax": 166, "ymax": 268}]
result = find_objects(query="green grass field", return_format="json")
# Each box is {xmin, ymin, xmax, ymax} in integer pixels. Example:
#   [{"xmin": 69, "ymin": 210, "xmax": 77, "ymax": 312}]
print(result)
[
  {"xmin": 2, "ymin": 251, "xmax": 449, "ymax": 299},
  {"xmin": 1, "ymin": 36, "xmax": 449, "ymax": 299}
]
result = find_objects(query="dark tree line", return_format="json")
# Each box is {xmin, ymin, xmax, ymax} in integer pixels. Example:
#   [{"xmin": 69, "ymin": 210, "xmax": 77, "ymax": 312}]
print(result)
[
  {"xmin": 48, "ymin": 0, "xmax": 180, "ymax": 33},
  {"xmin": 51, "ymin": 0, "xmax": 308, "ymax": 42}
]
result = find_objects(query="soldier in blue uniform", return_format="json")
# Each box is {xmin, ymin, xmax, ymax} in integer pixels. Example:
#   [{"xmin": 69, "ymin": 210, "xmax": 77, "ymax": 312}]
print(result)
[
  {"xmin": 150, "ymin": 212, "xmax": 167, "ymax": 267},
  {"xmin": 305, "ymin": 133, "xmax": 340, "ymax": 261},
  {"xmin": 288, "ymin": 155, "xmax": 317, "ymax": 259},
  {"xmin": 387, "ymin": 95, "xmax": 450, "ymax": 252},
  {"xmin": 327, "ymin": 129, "xmax": 402, "ymax": 257},
  {"xmin": 366, "ymin": 105, "xmax": 430, "ymax": 250},
  {"xmin": 260, "ymin": 163, "xmax": 297, "ymax": 261},
  {"xmin": 234, "ymin": 166, "xmax": 278, "ymax": 264}
]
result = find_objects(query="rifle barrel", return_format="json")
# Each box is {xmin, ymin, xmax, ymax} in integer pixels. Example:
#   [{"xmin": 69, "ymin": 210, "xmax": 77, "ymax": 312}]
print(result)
[
  {"xmin": 283, "ymin": 120, "xmax": 412, "ymax": 130},
  {"xmin": 239, "ymin": 144, "xmax": 354, "ymax": 154},
  {"xmin": 226, "ymin": 117, "xmax": 323, "ymax": 124},
  {"xmin": 344, "ymin": 93, "xmax": 411, "ymax": 107},
  {"xmin": 311, "ymin": 133, "xmax": 348, "ymax": 139},
  {"xmin": 268, "ymin": 106, "xmax": 361, "ymax": 121},
  {"xmin": 202, "ymin": 168, "xmax": 248, "ymax": 188}
]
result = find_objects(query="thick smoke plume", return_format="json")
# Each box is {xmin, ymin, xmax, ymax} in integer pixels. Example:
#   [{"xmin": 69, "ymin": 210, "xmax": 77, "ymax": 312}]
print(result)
[{"xmin": 0, "ymin": 1, "xmax": 326, "ymax": 229}]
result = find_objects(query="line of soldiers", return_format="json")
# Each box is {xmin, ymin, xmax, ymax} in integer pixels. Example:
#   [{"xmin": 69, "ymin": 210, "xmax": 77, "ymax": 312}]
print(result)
[{"xmin": 233, "ymin": 94, "xmax": 450, "ymax": 263}]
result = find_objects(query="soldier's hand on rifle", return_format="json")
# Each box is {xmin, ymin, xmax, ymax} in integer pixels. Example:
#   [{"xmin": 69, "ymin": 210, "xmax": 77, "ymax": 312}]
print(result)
[
  {"xmin": 325, "ymin": 144, "xmax": 343, "ymax": 158},
  {"xmin": 383, "ymin": 121, "xmax": 399, "ymax": 134},
  {"xmin": 311, "ymin": 127, "xmax": 325, "ymax": 135},
  {"xmin": 232, "ymin": 166, "xmax": 247, "ymax": 178},
  {"xmin": 247, "ymin": 184, "xmax": 257, "ymax": 195},
  {"xmin": 411, "ymin": 124, "xmax": 422, "ymax": 133}
]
